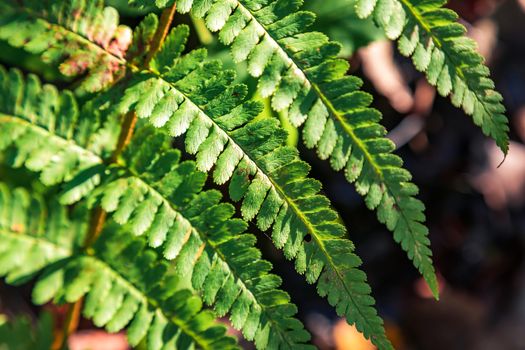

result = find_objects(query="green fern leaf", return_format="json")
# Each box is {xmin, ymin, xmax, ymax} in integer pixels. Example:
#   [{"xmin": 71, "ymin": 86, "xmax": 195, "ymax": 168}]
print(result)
[
  {"xmin": 76, "ymin": 125, "xmax": 315, "ymax": 349},
  {"xmin": 0, "ymin": 67, "xmax": 313, "ymax": 349},
  {"xmin": 355, "ymin": 0, "xmax": 510, "ymax": 153},
  {"xmin": 56, "ymin": 227, "xmax": 239, "ymax": 350},
  {"xmin": 128, "ymin": 0, "xmax": 440, "ymax": 307},
  {"xmin": 0, "ymin": 0, "xmax": 131, "ymax": 94},
  {"xmin": 112, "ymin": 22, "xmax": 392, "ymax": 349},
  {"xmin": 0, "ymin": 184, "xmax": 239, "ymax": 350},
  {"xmin": 0, "ymin": 66, "xmax": 119, "ymax": 190}
]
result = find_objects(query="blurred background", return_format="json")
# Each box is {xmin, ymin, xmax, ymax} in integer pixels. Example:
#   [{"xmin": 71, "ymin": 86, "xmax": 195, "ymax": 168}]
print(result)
[{"xmin": 1, "ymin": 0, "xmax": 525, "ymax": 349}]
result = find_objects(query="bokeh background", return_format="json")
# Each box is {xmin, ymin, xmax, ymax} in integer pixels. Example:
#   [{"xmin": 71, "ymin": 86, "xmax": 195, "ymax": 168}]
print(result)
[{"xmin": 1, "ymin": 0, "xmax": 525, "ymax": 349}]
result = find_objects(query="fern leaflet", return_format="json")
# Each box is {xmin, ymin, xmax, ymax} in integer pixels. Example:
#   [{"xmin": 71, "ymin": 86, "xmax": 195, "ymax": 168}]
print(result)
[
  {"xmin": 0, "ymin": 183, "xmax": 84, "ymax": 285},
  {"xmin": 0, "ymin": 66, "xmax": 119, "ymax": 192},
  {"xmin": 355, "ymin": 0, "xmax": 510, "ymax": 154}
]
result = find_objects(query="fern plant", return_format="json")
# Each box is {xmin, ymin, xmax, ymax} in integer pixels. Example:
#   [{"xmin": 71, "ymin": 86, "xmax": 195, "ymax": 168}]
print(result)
[{"xmin": 0, "ymin": 0, "xmax": 509, "ymax": 349}]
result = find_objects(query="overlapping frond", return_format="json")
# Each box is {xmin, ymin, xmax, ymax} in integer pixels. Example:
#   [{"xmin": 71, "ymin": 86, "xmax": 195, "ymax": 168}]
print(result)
[
  {"xmin": 0, "ymin": 66, "xmax": 311, "ymax": 349},
  {"xmin": 355, "ymin": 0, "xmax": 509, "ymax": 154},
  {"xmin": 0, "ymin": 66, "xmax": 119, "ymax": 194},
  {"xmin": 0, "ymin": 184, "xmax": 239, "ymax": 350},
  {"xmin": 0, "ymin": 0, "xmax": 131, "ymax": 94},
  {"xmin": 36, "ymin": 226, "xmax": 239, "ymax": 350},
  {"xmin": 113, "ymin": 22, "xmax": 392, "ymax": 349},
  {"xmin": 74, "ymin": 126, "xmax": 314, "ymax": 349},
  {"xmin": 127, "ymin": 0, "xmax": 439, "ymax": 303}
]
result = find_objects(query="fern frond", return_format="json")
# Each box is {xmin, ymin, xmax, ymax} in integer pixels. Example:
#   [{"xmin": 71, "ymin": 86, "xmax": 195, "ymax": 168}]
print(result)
[
  {"xmin": 39, "ymin": 226, "xmax": 239, "ymax": 350},
  {"xmin": 127, "ymin": 0, "xmax": 439, "ymax": 305},
  {"xmin": 355, "ymin": 0, "xmax": 509, "ymax": 154},
  {"xmin": 75, "ymin": 126, "xmax": 314, "ymax": 349},
  {"xmin": 0, "ymin": 0, "xmax": 131, "ymax": 94},
  {"xmin": 0, "ymin": 64, "xmax": 310, "ymax": 349},
  {"xmin": 0, "ymin": 66, "xmax": 119, "ymax": 192},
  {"xmin": 112, "ymin": 22, "xmax": 392, "ymax": 349},
  {"xmin": 0, "ymin": 66, "xmax": 311, "ymax": 349},
  {"xmin": 0, "ymin": 184, "xmax": 239, "ymax": 350}
]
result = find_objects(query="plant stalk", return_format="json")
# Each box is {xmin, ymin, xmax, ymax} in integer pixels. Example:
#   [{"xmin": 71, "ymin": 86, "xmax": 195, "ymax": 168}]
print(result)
[
  {"xmin": 51, "ymin": 301, "xmax": 83, "ymax": 350},
  {"xmin": 144, "ymin": 2, "xmax": 177, "ymax": 67},
  {"xmin": 109, "ymin": 110, "xmax": 138, "ymax": 164}
]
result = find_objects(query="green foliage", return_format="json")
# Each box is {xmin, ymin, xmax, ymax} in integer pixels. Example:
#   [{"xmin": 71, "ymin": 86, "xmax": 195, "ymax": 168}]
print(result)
[
  {"xmin": 0, "ymin": 182, "xmax": 84, "ymax": 286},
  {"xmin": 0, "ymin": 1, "xmax": 511, "ymax": 349},
  {"xmin": 85, "ymin": 126, "xmax": 315, "ymax": 349},
  {"xmin": 0, "ymin": 312, "xmax": 54, "ymax": 350},
  {"xmin": 113, "ymin": 22, "xmax": 391, "ymax": 348},
  {"xmin": 131, "ymin": 0, "xmax": 438, "ymax": 303},
  {"xmin": 38, "ymin": 227, "xmax": 239, "ymax": 350},
  {"xmin": 0, "ymin": 67, "xmax": 314, "ymax": 349},
  {"xmin": 354, "ymin": 0, "xmax": 509, "ymax": 153},
  {"xmin": 0, "ymin": 66, "xmax": 119, "ymax": 199},
  {"xmin": 0, "ymin": 0, "xmax": 131, "ymax": 95},
  {"xmin": 0, "ymin": 183, "xmax": 239, "ymax": 350}
]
